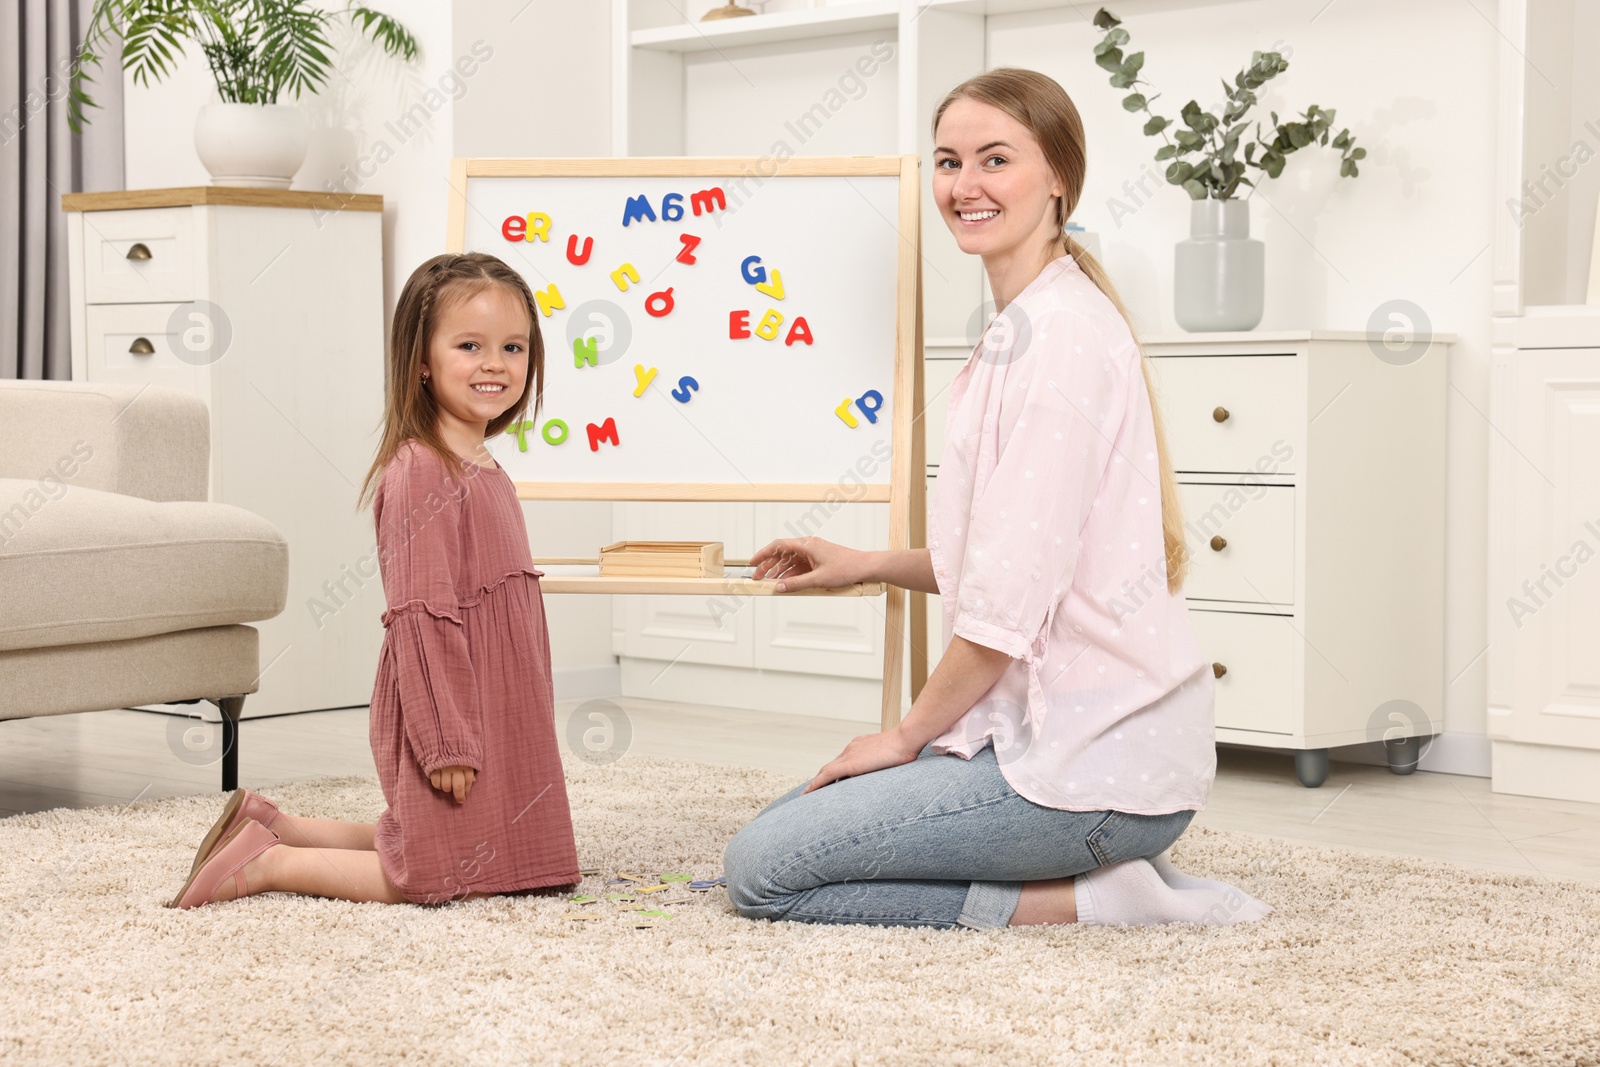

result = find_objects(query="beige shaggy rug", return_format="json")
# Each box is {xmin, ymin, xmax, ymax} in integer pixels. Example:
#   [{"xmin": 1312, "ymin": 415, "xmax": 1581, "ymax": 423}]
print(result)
[{"xmin": 3, "ymin": 756, "xmax": 1599, "ymax": 1067}]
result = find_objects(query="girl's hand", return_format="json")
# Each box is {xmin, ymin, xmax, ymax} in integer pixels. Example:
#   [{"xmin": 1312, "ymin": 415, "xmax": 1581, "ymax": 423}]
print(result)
[
  {"xmin": 430, "ymin": 765, "xmax": 476, "ymax": 803},
  {"xmin": 803, "ymin": 728, "xmax": 922, "ymax": 793},
  {"xmin": 749, "ymin": 537, "xmax": 870, "ymax": 592}
]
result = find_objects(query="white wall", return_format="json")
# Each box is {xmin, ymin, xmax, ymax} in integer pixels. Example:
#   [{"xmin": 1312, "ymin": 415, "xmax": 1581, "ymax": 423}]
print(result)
[
  {"xmin": 123, "ymin": 0, "xmax": 455, "ymax": 336},
  {"xmin": 119, "ymin": 0, "xmax": 1509, "ymax": 749},
  {"xmin": 986, "ymin": 0, "xmax": 1496, "ymax": 768}
]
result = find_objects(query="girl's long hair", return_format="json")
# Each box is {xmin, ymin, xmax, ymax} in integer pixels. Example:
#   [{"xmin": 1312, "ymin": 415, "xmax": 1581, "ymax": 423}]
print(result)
[
  {"xmin": 935, "ymin": 67, "xmax": 1189, "ymax": 591},
  {"xmin": 357, "ymin": 252, "xmax": 545, "ymax": 511}
]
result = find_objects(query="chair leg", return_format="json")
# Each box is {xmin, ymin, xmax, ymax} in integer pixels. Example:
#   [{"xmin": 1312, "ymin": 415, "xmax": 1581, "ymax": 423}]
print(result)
[{"xmin": 207, "ymin": 695, "xmax": 246, "ymax": 792}]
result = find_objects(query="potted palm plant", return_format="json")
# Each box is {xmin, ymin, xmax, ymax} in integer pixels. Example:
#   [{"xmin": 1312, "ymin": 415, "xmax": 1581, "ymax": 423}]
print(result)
[
  {"xmin": 1092, "ymin": 8, "xmax": 1365, "ymax": 331},
  {"xmin": 71, "ymin": 0, "xmax": 418, "ymax": 188}
]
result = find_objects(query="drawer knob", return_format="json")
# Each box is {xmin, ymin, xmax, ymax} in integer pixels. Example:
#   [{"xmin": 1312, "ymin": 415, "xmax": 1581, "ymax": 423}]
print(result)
[
  {"xmin": 1212, "ymin": 406, "xmax": 1230, "ymax": 423},
  {"xmin": 1212, "ymin": 662, "xmax": 1227, "ymax": 678},
  {"xmin": 126, "ymin": 242, "xmax": 153, "ymax": 261},
  {"xmin": 1209, "ymin": 535, "xmax": 1227, "ymax": 552},
  {"xmin": 129, "ymin": 337, "xmax": 156, "ymax": 355}
]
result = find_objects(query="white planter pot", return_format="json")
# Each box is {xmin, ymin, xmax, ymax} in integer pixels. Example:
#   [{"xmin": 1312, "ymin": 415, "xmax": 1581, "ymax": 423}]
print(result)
[
  {"xmin": 193, "ymin": 103, "xmax": 310, "ymax": 188},
  {"xmin": 1173, "ymin": 199, "xmax": 1265, "ymax": 332}
]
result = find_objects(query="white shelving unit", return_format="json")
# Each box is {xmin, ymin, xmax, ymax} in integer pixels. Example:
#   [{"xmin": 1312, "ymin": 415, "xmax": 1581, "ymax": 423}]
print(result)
[
  {"xmin": 609, "ymin": 0, "xmax": 986, "ymax": 719},
  {"xmin": 1486, "ymin": 0, "xmax": 1600, "ymax": 802}
]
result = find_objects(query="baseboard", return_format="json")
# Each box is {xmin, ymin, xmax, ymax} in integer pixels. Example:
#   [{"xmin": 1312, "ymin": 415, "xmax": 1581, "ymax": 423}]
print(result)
[
  {"xmin": 552, "ymin": 663, "xmax": 622, "ymax": 701},
  {"xmin": 1491, "ymin": 740, "xmax": 1600, "ymax": 802},
  {"xmin": 1319, "ymin": 731, "xmax": 1492, "ymax": 778},
  {"xmin": 126, "ymin": 662, "xmax": 624, "ymax": 720}
]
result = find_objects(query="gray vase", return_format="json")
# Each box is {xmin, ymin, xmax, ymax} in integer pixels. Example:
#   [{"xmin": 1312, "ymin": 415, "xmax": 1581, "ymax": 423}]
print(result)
[{"xmin": 1174, "ymin": 199, "xmax": 1264, "ymax": 332}]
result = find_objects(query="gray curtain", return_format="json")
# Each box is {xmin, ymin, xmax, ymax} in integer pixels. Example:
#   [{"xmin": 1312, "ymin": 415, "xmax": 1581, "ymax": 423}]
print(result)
[{"xmin": 0, "ymin": 0, "xmax": 124, "ymax": 381}]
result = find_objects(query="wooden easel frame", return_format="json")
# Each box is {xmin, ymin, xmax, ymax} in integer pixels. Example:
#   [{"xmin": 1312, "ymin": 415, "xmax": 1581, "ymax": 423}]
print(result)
[{"xmin": 445, "ymin": 155, "xmax": 929, "ymax": 728}]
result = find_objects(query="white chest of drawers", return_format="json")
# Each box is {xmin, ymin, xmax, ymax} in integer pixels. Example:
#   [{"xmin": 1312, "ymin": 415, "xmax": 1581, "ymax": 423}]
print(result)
[
  {"xmin": 62, "ymin": 187, "xmax": 387, "ymax": 718},
  {"xmin": 1144, "ymin": 330, "xmax": 1453, "ymax": 786}
]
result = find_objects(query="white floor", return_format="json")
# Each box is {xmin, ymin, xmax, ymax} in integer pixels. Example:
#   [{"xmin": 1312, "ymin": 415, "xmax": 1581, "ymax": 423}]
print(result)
[{"xmin": 5, "ymin": 697, "xmax": 1599, "ymax": 884}]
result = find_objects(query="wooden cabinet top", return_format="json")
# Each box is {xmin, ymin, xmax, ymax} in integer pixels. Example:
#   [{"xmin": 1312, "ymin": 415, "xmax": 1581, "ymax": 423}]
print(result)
[{"xmin": 61, "ymin": 187, "xmax": 383, "ymax": 213}]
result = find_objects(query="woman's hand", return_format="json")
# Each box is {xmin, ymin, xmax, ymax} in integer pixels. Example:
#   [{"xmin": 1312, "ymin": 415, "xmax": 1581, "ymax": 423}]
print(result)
[
  {"xmin": 749, "ymin": 537, "xmax": 871, "ymax": 592},
  {"xmin": 429, "ymin": 765, "xmax": 476, "ymax": 803},
  {"xmin": 803, "ymin": 728, "xmax": 922, "ymax": 793}
]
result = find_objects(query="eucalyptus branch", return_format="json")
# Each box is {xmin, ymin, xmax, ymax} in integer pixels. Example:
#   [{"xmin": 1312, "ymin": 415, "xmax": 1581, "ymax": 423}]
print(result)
[{"xmin": 1092, "ymin": 7, "xmax": 1363, "ymax": 201}]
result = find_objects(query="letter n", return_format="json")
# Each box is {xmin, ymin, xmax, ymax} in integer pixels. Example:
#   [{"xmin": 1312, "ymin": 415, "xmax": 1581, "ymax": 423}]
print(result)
[{"xmin": 534, "ymin": 283, "xmax": 565, "ymax": 317}]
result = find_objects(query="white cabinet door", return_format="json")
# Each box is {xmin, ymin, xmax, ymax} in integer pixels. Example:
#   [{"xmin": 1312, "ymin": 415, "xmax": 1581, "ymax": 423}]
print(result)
[
  {"xmin": 752, "ymin": 501, "xmax": 888, "ymax": 680},
  {"xmin": 1494, "ymin": 349, "xmax": 1600, "ymax": 751},
  {"xmin": 614, "ymin": 501, "xmax": 755, "ymax": 669}
]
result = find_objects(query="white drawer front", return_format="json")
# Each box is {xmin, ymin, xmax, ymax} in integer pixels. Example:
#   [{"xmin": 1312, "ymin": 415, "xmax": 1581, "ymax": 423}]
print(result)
[
  {"xmin": 85, "ymin": 303, "xmax": 205, "ymax": 399},
  {"xmin": 1189, "ymin": 609, "xmax": 1297, "ymax": 734},
  {"xmin": 1178, "ymin": 483, "xmax": 1295, "ymax": 605},
  {"xmin": 83, "ymin": 207, "xmax": 197, "ymax": 304},
  {"xmin": 1150, "ymin": 355, "xmax": 1300, "ymax": 475}
]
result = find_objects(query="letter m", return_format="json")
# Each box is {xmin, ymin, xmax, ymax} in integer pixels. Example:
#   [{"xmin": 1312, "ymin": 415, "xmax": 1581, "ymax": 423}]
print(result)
[
  {"xmin": 587, "ymin": 417, "xmax": 620, "ymax": 452},
  {"xmin": 690, "ymin": 187, "xmax": 727, "ymax": 216},
  {"xmin": 621, "ymin": 195, "xmax": 656, "ymax": 227}
]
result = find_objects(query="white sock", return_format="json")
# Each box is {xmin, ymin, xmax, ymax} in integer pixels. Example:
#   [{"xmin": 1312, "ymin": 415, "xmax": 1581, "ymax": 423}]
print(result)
[
  {"xmin": 1150, "ymin": 849, "xmax": 1270, "ymax": 909},
  {"xmin": 1073, "ymin": 858, "xmax": 1271, "ymax": 926}
]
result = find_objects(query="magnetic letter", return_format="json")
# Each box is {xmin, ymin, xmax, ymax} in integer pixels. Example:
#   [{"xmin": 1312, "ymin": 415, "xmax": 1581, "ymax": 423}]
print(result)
[
  {"xmin": 632, "ymin": 364, "xmax": 658, "ymax": 397},
  {"xmin": 728, "ymin": 310, "xmax": 750, "ymax": 339},
  {"xmin": 671, "ymin": 376, "xmax": 699, "ymax": 403},
  {"xmin": 676, "ymin": 233, "xmax": 701, "ymax": 264},
  {"xmin": 784, "ymin": 316, "xmax": 813, "ymax": 346},
  {"xmin": 610, "ymin": 263, "xmax": 640, "ymax": 292},
  {"xmin": 661, "ymin": 193, "xmax": 685, "ymax": 221},
  {"xmin": 526, "ymin": 212, "xmax": 551, "ymax": 243},
  {"xmin": 622, "ymin": 194, "xmax": 656, "ymax": 227},
  {"xmin": 754, "ymin": 309, "xmax": 783, "ymax": 341},
  {"xmin": 542, "ymin": 419, "xmax": 569, "ymax": 446},
  {"xmin": 501, "ymin": 215, "xmax": 526, "ymax": 242},
  {"xmin": 834, "ymin": 399, "xmax": 859, "ymax": 428},
  {"xmin": 567, "ymin": 234, "xmax": 593, "ymax": 265},
  {"xmin": 855, "ymin": 389, "xmax": 884, "ymax": 424},
  {"xmin": 754, "ymin": 269, "xmax": 785, "ymax": 300},
  {"xmin": 534, "ymin": 283, "xmax": 565, "ymax": 317},
  {"xmin": 505, "ymin": 420, "xmax": 534, "ymax": 451},
  {"xmin": 573, "ymin": 336, "xmax": 598, "ymax": 367},
  {"xmin": 644, "ymin": 288, "xmax": 675, "ymax": 317},
  {"xmin": 690, "ymin": 187, "xmax": 727, "ymax": 216},
  {"xmin": 587, "ymin": 417, "xmax": 620, "ymax": 451},
  {"xmin": 740, "ymin": 255, "xmax": 767, "ymax": 285}
]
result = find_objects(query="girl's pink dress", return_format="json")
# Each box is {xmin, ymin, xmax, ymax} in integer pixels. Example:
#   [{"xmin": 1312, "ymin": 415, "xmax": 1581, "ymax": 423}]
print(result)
[{"xmin": 368, "ymin": 440, "xmax": 580, "ymax": 903}]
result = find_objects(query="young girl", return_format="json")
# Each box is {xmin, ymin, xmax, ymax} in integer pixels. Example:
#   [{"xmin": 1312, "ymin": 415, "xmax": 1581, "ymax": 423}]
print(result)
[{"xmin": 168, "ymin": 252, "xmax": 582, "ymax": 908}]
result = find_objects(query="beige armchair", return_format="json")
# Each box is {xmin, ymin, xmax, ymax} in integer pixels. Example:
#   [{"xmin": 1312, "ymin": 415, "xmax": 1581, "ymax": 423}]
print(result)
[{"xmin": 0, "ymin": 381, "xmax": 288, "ymax": 790}]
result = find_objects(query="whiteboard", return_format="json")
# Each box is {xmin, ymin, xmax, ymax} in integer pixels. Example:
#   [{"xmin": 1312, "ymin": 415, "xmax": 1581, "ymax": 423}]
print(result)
[{"xmin": 448, "ymin": 160, "xmax": 912, "ymax": 493}]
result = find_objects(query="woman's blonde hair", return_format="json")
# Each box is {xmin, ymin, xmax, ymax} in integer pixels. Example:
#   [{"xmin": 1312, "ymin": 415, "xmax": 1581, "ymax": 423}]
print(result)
[
  {"xmin": 934, "ymin": 67, "xmax": 1188, "ymax": 591},
  {"xmin": 357, "ymin": 252, "xmax": 546, "ymax": 511}
]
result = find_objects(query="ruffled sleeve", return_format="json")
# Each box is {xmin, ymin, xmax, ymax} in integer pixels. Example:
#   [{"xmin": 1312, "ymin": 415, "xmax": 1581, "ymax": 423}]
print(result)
[{"xmin": 374, "ymin": 445, "xmax": 484, "ymax": 775}]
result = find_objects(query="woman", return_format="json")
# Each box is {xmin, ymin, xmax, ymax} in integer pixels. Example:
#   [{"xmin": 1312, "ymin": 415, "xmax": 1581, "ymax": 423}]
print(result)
[{"xmin": 723, "ymin": 69, "xmax": 1270, "ymax": 929}]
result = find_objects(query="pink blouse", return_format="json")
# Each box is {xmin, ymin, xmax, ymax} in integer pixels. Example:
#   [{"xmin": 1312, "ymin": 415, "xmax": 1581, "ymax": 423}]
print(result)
[{"xmin": 926, "ymin": 255, "xmax": 1216, "ymax": 815}]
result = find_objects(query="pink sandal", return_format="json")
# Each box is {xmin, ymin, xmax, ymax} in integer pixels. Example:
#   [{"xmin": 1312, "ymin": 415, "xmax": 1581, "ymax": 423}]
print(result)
[
  {"xmin": 169, "ymin": 819, "xmax": 279, "ymax": 909},
  {"xmin": 186, "ymin": 789, "xmax": 282, "ymax": 878}
]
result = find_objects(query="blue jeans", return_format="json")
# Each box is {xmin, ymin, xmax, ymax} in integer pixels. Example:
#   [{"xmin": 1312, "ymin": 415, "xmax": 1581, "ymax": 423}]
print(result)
[{"xmin": 723, "ymin": 743, "xmax": 1196, "ymax": 929}]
